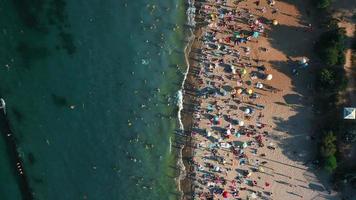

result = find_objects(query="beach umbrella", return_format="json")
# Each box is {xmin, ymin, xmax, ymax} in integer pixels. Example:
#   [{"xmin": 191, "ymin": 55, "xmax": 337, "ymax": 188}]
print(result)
[
  {"xmin": 247, "ymin": 89, "xmax": 253, "ymax": 95},
  {"xmin": 258, "ymin": 167, "xmax": 265, "ymax": 172},
  {"xmin": 222, "ymin": 191, "xmax": 229, "ymax": 198},
  {"xmin": 242, "ymin": 142, "xmax": 248, "ymax": 148},
  {"xmin": 226, "ymin": 129, "xmax": 231, "ymax": 135},
  {"xmin": 256, "ymin": 82, "xmax": 263, "ymax": 89},
  {"xmin": 266, "ymin": 74, "xmax": 273, "ymax": 80},
  {"xmin": 207, "ymin": 131, "xmax": 212, "ymax": 137},
  {"xmin": 211, "ymin": 14, "xmax": 217, "ymax": 20},
  {"xmin": 249, "ymin": 192, "xmax": 257, "ymax": 199},
  {"xmin": 246, "ymin": 171, "xmax": 252, "ymax": 177},
  {"xmin": 234, "ymin": 31, "xmax": 241, "ymax": 38},
  {"xmin": 269, "ymin": 0, "xmax": 275, "ymax": 6},
  {"xmin": 245, "ymin": 108, "xmax": 251, "ymax": 114},
  {"xmin": 301, "ymin": 57, "xmax": 307, "ymax": 64},
  {"xmin": 237, "ymin": 88, "xmax": 243, "ymax": 94},
  {"xmin": 241, "ymin": 68, "xmax": 247, "ymax": 75},
  {"xmin": 236, "ymin": 132, "xmax": 241, "ymax": 138},
  {"xmin": 252, "ymin": 31, "xmax": 259, "ymax": 38},
  {"xmin": 272, "ymin": 19, "xmax": 278, "ymax": 26},
  {"xmin": 222, "ymin": 90, "xmax": 227, "ymax": 96},
  {"xmin": 239, "ymin": 120, "xmax": 244, "ymax": 126},
  {"xmin": 214, "ymin": 166, "xmax": 220, "ymax": 172},
  {"xmin": 231, "ymin": 65, "xmax": 236, "ymax": 74}
]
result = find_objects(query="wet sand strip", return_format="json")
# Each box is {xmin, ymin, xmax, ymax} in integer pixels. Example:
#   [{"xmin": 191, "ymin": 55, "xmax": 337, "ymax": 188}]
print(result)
[{"xmin": 180, "ymin": 28, "xmax": 204, "ymax": 200}]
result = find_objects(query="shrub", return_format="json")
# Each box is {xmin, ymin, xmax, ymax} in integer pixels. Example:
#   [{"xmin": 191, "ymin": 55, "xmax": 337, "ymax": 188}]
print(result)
[
  {"xmin": 318, "ymin": 68, "xmax": 335, "ymax": 88},
  {"xmin": 325, "ymin": 155, "xmax": 337, "ymax": 172},
  {"xmin": 323, "ymin": 45, "xmax": 339, "ymax": 66},
  {"xmin": 317, "ymin": 67, "xmax": 347, "ymax": 91},
  {"xmin": 320, "ymin": 131, "xmax": 337, "ymax": 157}
]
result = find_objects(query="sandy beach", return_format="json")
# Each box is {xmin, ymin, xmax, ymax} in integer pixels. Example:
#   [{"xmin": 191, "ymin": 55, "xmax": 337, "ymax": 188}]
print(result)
[{"xmin": 181, "ymin": 0, "xmax": 343, "ymax": 199}]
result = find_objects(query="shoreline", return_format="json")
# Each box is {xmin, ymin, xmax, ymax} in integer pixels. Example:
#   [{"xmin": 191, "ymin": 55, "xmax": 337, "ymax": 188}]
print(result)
[
  {"xmin": 177, "ymin": 0, "xmax": 198, "ymax": 199},
  {"xmin": 179, "ymin": 27, "xmax": 201, "ymax": 199}
]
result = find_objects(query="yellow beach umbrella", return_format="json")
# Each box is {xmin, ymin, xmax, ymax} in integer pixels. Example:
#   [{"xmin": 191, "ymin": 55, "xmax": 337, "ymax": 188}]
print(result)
[
  {"xmin": 241, "ymin": 68, "xmax": 247, "ymax": 75},
  {"xmin": 211, "ymin": 13, "xmax": 217, "ymax": 20},
  {"xmin": 258, "ymin": 167, "xmax": 265, "ymax": 172},
  {"xmin": 247, "ymin": 89, "xmax": 253, "ymax": 95}
]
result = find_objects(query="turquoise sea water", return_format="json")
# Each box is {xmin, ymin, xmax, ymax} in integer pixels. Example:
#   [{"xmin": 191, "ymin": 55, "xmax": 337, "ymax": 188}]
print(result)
[{"xmin": 0, "ymin": 0, "xmax": 189, "ymax": 199}]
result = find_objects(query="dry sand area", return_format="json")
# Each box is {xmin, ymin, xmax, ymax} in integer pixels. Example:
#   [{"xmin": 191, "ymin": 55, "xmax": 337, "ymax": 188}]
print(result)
[{"xmin": 187, "ymin": 0, "xmax": 343, "ymax": 199}]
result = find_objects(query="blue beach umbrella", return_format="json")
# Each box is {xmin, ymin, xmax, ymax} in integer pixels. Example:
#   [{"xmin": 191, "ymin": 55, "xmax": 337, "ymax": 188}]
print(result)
[{"xmin": 214, "ymin": 116, "xmax": 219, "ymax": 122}]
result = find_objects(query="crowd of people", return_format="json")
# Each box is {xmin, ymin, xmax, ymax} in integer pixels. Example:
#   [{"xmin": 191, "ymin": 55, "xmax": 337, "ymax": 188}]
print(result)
[{"xmin": 186, "ymin": 0, "xmax": 293, "ymax": 199}]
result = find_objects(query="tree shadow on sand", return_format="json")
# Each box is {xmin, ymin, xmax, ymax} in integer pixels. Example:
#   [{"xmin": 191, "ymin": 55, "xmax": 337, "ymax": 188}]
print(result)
[{"xmin": 258, "ymin": 0, "xmax": 342, "ymax": 197}]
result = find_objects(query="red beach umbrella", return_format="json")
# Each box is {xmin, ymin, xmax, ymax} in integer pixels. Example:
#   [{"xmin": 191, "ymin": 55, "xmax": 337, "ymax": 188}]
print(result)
[{"xmin": 222, "ymin": 191, "xmax": 229, "ymax": 198}]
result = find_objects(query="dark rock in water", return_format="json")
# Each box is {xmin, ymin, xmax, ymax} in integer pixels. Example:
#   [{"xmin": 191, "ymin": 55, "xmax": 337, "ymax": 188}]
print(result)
[
  {"xmin": 27, "ymin": 153, "xmax": 36, "ymax": 165},
  {"xmin": 16, "ymin": 42, "xmax": 50, "ymax": 67},
  {"xmin": 51, "ymin": 94, "xmax": 69, "ymax": 107},
  {"xmin": 46, "ymin": 0, "xmax": 68, "ymax": 25},
  {"xmin": 59, "ymin": 31, "xmax": 76, "ymax": 55},
  {"xmin": 12, "ymin": 0, "xmax": 47, "ymax": 32}
]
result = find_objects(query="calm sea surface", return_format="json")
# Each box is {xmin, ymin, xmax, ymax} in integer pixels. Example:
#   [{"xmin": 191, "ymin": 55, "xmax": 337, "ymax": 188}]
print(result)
[{"xmin": 0, "ymin": 0, "xmax": 188, "ymax": 199}]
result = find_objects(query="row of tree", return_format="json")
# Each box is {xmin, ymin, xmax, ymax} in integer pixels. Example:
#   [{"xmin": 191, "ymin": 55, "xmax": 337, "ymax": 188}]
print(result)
[{"xmin": 314, "ymin": 16, "xmax": 347, "ymax": 173}]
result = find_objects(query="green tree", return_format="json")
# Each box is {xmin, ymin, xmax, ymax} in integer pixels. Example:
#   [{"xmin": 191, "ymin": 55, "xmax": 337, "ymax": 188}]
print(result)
[
  {"xmin": 315, "ymin": 28, "xmax": 346, "ymax": 66},
  {"xmin": 320, "ymin": 131, "xmax": 337, "ymax": 157},
  {"xmin": 325, "ymin": 155, "xmax": 337, "ymax": 172},
  {"xmin": 319, "ymin": 68, "xmax": 335, "ymax": 88},
  {"xmin": 316, "ymin": 0, "xmax": 332, "ymax": 9},
  {"xmin": 322, "ymin": 46, "xmax": 339, "ymax": 66}
]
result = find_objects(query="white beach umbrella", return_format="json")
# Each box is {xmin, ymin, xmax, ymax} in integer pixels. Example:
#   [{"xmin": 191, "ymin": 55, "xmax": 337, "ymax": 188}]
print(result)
[
  {"xmin": 249, "ymin": 192, "xmax": 257, "ymax": 199},
  {"xmin": 256, "ymin": 82, "xmax": 263, "ymax": 89},
  {"xmin": 239, "ymin": 120, "xmax": 245, "ymax": 126},
  {"xmin": 266, "ymin": 74, "xmax": 273, "ymax": 80},
  {"xmin": 272, "ymin": 19, "xmax": 278, "ymax": 26},
  {"xmin": 231, "ymin": 65, "xmax": 236, "ymax": 74},
  {"xmin": 301, "ymin": 57, "xmax": 307, "ymax": 64},
  {"xmin": 214, "ymin": 166, "xmax": 220, "ymax": 172},
  {"xmin": 242, "ymin": 142, "xmax": 248, "ymax": 148}
]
